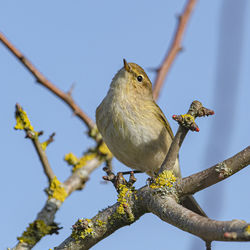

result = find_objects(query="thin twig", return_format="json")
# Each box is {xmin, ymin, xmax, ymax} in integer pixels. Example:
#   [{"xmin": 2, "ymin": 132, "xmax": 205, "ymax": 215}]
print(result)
[
  {"xmin": 159, "ymin": 100, "xmax": 214, "ymax": 174},
  {"xmin": 31, "ymin": 135, "xmax": 55, "ymax": 182},
  {"xmin": 0, "ymin": 31, "xmax": 95, "ymax": 131},
  {"xmin": 153, "ymin": 0, "xmax": 197, "ymax": 100},
  {"xmin": 15, "ymin": 103, "xmax": 55, "ymax": 183}
]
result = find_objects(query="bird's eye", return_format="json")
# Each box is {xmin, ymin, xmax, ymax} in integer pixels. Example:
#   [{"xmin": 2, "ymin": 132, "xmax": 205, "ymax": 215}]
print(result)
[{"xmin": 137, "ymin": 75, "xmax": 143, "ymax": 82}]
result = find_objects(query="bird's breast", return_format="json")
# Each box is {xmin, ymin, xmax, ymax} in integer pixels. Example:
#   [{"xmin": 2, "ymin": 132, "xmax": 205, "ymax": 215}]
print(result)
[{"xmin": 96, "ymin": 94, "xmax": 171, "ymax": 174}]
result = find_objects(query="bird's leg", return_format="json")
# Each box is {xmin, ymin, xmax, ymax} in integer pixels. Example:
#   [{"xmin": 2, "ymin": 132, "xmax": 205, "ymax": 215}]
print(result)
[
  {"xmin": 127, "ymin": 171, "xmax": 137, "ymax": 187},
  {"xmin": 102, "ymin": 165, "xmax": 116, "ymax": 182},
  {"xmin": 103, "ymin": 167, "xmax": 138, "ymax": 190}
]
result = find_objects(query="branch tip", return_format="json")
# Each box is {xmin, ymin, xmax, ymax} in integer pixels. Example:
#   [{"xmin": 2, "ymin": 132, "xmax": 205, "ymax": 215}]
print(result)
[
  {"xmin": 224, "ymin": 232, "xmax": 237, "ymax": 240},
  {"xmin": 67, "ymin": 82, "xmax": 75, "ymax": 97},
  {"xmin": 153, "ymin": 0, "xmax": 197, "ymax": 99}
]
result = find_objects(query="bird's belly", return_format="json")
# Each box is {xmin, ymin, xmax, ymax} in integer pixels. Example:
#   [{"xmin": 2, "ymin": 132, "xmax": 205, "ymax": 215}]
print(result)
[
  {"xmin": 96, "ymin": 97, "xmax": 180, "ymax": 176},
  {"xmin": 103, "ymin": 119, "xmax": 169, "ymax": 175}
]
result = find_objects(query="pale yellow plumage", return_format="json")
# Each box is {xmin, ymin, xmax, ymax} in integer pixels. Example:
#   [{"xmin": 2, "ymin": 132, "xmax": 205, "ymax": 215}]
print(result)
[{"xmin": 96, "ymin": 59, "xmax": 179, "ymax": 177}]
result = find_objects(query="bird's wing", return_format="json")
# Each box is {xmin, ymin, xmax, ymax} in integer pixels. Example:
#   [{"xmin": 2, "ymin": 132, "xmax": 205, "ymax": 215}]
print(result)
[{"xmin": 153, "ymin": 102, "xmax": 174, "ymax": 139}]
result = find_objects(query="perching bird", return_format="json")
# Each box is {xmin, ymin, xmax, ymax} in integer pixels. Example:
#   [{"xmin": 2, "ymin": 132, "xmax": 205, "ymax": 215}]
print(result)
[{"xmin": 96, "ymin": 59, "xmax": 206, "ymax": 216}]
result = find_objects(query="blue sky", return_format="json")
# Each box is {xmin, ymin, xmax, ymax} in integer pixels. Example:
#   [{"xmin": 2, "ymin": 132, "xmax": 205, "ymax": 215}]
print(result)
[{"xmin": 1, "ymin": 1, "xmax": 250, "ymax": 249}]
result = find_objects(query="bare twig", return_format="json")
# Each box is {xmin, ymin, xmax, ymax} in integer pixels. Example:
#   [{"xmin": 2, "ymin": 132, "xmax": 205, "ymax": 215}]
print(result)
[
  {"xmin": 0, "ymin": 31, "xmax": 95, "ymax": 131},
  {"xmin": 15, "ymin": 103, "xmax": 55, "ymax": 183},
  {"xmin": 153, "ymin": 0, "xmax": 197, "ymax": 99},
  {"xmin": 30, "ymin": 134, "xmax": 55, "ymax": 182},
  {"xmin": 159, "ymin": 100, "xmax": 214, "ymax": 174},
  {"xmin": 179, "ymin": 146, "xmax": 250, "ymax": 196}
]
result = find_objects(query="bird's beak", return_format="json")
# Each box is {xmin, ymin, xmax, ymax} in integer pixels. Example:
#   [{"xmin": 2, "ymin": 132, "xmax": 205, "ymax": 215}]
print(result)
[{"xmin": 123, "ymin": 59, "xmax": 131, "ymax": 72}]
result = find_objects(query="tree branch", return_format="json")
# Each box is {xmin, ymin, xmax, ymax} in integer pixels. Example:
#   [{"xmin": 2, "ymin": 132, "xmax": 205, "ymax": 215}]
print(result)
[
  {"xmin": 55, "ymin": 181, "xmax": 250, "ymax": 249},
  {"xmin": 30, "ymin": 133, "xmax": 55, "ymax": 182},
  {"xmin": 63, "ymin": 157, "xmax": 102, "ymax": 195},
  {"xmin": 13, "ymin": 104, "xmax": 107, "ymax": 249},
  {"xmin": 141, "ymin": 190, "xmax": 250, "ymax": 242},
  {"xmin": 15, "ymin": 103, "xmax": 55, "ymax": 183},
  {"xmin": 0, "ymin": 31, "xmax": 95, "ymax": 131},
  {"xmin": 179, "ymin": 146, "xmax": 250, "ymax": 196},
  {"xmin": 159, "ymin": 100, "xmax": 214, "ymax": 174},
  {"xmin": 55, "ymin": 195, "xmax": 146, "ymax": 250},
  {"xmin": 153, "ymin": 0, "xmax": 197, "ymax": 99},
  {"xmin": 13, "ymin": 157, "xmax": 103, "ymax": 250}
]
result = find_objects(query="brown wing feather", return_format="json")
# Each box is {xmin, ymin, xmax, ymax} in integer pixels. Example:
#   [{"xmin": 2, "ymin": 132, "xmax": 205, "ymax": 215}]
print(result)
[{"xmin": 153, "ymin": 101, "xmax": 174, "ymax": 139}]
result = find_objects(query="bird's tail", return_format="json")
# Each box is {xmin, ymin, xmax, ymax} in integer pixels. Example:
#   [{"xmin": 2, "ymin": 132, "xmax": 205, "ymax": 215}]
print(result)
[{"xmin": 180, "ymin": 195, "xmax": 207, "ymax": 217}]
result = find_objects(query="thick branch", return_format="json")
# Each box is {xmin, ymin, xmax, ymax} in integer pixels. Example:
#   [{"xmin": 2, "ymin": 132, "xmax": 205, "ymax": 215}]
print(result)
[
  {"xmin": 55, "ymin": 184, "xmax": 250, "ymax": 249},
  {"xmin": 0, "ymin": 31, "xmax": 95, "ymax": 131},
  {"xmin": 153, "ymin": 0, "xmax": 197, "ymax": 99},
  {"xmin": 55, "ymin": 200, "xmax": 146, "ymax": 250},
  {"xmin": 13, "ymin": 157, "xmax": 103, "ymax": 250},
  {"xmin": 179, "ymin": 146, "xmax": 250, "ymax": 196},
  {"xmin": 13, "ymin": 200, "xmax": 59, "ymax": 250},
  {"xmin": 140, "ymin": 189, "xmax": 250, "ymax": 242}
]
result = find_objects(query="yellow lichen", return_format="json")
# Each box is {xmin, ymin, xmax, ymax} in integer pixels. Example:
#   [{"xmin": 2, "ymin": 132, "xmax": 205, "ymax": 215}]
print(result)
[
  {"xmin": 134, "ymin": 191, "xmax": 138, "ymax": 200},
  {"xmin": 150, "ymin": 170, "xmax": 176, "ymax": 189},
  {"xmin": 117, "ymin": 184, "xmax": 131, "ymax": 215},
  {"xmin": 107, "ymin": 212, "xmax": 122, "ymax": 225},
  {"xmin": 215, "ymin": 162, "xmax": 232, "ymax": 177},
  {"xmin": 86, "ymin": 218, "xmax": 92, "ymax": 223},
  {"xmin": 88, "ymin": 125, "xmax": 103, "ymax": 141},
  {"xmin": 64, "ymin": 152, "xmax": 79, "ymax": 166},
  {"xmin": 15, "ymin": 106, "xmax": 35, "ymax": 131},
  {"xmin": 64, "ymin": 152, "xmax": 97, "ymax": 172},
  {"xmin": 245, "ymin": 225, "xmax": 250, "ymax": 235},
  {"xmin": 71, "ymin": 218, "xmax": 94, "ymax": 242},
  {"xmin": 75, "ymin": 153, "xmax": 96, "ymax": 171},
  {"xmin": 98, "ymin": 142, "xmax": 112, "ymax": 159},
  {"xmin": 84, "ymin": 227, "xmax": 93, "ymax": 235},
  {"xmin": 47, "ymin": 176, "xmax": 67, "ymax": 202},
  {"xmin": 41, "ymin": 141, "xmax": 49, "ymax": 151},
  {"xmin": 128, "ymin": 212, "xmax": 135, "ymax": 222},
  {"xmin": 96, "ymin": 219, "xmax": 106, "ymax": 228},
  {"xmin": 117, "ymin": 203, "xmax": 125, "ymax": 215},
  {"xmin": 17, "ymin": 220, "xmax": 53, "ymax": 245},
  {"xmin": 181, "ymin": 114, "xmax": 195, "ymax": 123},
  {"xmin": 115, "ymin": 184, "xmax": 134, "ymax": 221},
  {"xmin": 64, "ymin": 140, "xmax": 112, "ymax": 173}
]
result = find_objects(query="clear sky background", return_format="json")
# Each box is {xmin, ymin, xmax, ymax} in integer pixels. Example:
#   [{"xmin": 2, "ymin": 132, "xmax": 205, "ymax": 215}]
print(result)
[{"xmin": 1, "ymin": 1, "xmax": 250, "ymax": 249}]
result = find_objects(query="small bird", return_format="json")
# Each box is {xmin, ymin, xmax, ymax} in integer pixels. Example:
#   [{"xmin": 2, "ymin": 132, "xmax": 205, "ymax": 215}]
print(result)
[
  {"xmin": 96, "ymin": 59, "xmax": 179, "ymax": 177},
  {"xmin": 96, "ymin": 59, "xmax": 205, "ymax": 216}
]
